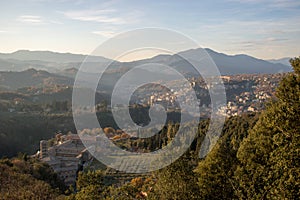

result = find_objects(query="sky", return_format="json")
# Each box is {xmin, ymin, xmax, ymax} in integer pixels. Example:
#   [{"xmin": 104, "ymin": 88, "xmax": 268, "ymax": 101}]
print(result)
[{"xmin": 0, "ymin": 0, "xmax": 300, "ymax": 60}]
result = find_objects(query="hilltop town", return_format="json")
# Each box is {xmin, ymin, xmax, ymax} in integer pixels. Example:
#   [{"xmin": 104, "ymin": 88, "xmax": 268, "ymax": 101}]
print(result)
[{"xmin": 129, "ymin": 73, "xmax": 285, "ymax": 117}]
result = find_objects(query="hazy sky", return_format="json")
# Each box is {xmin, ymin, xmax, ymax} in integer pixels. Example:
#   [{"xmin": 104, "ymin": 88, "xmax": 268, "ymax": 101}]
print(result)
[{"xmin": 0, "ymin": 0, "xmax": 299, "ymax": 60}]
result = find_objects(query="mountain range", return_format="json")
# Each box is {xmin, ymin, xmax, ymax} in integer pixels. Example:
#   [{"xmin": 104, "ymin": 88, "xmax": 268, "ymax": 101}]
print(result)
[
  {"xmin": 0, "ymin": 48, "xmax": 291, "ymax": 75},
  {"xmin": 0, "ymin": 48, "xmax": 293, "ymax": 90}
]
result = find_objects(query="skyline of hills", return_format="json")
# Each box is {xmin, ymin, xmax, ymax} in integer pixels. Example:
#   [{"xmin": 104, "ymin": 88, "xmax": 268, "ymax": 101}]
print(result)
[
  {"xmin": 0, "ymin": 48, "xmax": 292, "ymax": 76},
  {"xmin": 268, "ymin": 57, "xmax": 291, "ymax": 66}
]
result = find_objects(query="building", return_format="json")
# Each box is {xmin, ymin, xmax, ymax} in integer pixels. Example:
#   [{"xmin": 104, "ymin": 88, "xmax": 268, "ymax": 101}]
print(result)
[
  {"xmin": 40, "ymin": 140, "xmax": 48, "ymax": 159},
  {"xmin": 39, "ymin": 134, "xmax": 92, "ymax": 186}
]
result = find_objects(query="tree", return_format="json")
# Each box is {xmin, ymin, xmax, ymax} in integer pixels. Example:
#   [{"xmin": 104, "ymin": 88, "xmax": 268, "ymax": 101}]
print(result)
[
  {"xmin": 234, "ymin": 57, "xmax": 300, "ymax": 199},
  {"xmin": 105, "ymin": 178, "xmax": 149, "ymax": 200},
  {"xmin": 76, "ymin": 170, "xmax": 104, "ymax": 191},
  {"xmin": 0, "ymin": 157, "xmax": 63, "ymax": 200},
  {"xmin": 149, "ymin": 152, "xmax": 200, "ymax": 200},
  {"xmin": 194, "ymin": 114, "xmax": 258, "ymax": 199},
  {"xmin": 66, "ymin": 170, "xmax": 106, "ymax": 200}
]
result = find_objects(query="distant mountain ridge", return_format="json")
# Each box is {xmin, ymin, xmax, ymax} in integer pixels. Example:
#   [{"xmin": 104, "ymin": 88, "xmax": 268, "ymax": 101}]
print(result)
[
  {"xmin": 0, "ymin": 48, "xmax": 293, "ymax": 92},
  {"xmin": 268, "ymin": 57, "xmax": 291, "ymax": 66},
  {"xmin": 0, "ymin": 48, "xmax": 292, "ymax": 75},
  {"xmin": 130, "ymin": 48, "xmax": 291, "ymax": 75},
  {"xmin": 0, "ymin": 50, "xmax": 110, "ymax": 63},
  {"xmin": 0, "ymin": 50, "xmax": 112, "ymax": 72},
  {"xmin": 202, "ymin": 48, "xmax": 291, "ymax": 74}
]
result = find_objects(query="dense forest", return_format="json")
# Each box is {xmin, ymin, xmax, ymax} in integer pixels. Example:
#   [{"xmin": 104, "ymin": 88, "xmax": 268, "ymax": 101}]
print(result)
[
  {"xmin": 0, "ymin": 112, "xmax": 76, "ymax": 157},
  {"xmin": 0, "ymin": 57, "xmax": 299, "ymax": 199}
]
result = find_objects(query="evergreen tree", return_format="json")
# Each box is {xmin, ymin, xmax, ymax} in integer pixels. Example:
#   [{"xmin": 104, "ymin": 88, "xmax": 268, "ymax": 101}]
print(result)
[
  {"xmin": 234, "ymin": 57, "xmax": 300, "ymax": 199},
  {"xmin": 149, "ymin": 152, "xmax": 200, "ymax": 200},
  {"xmin": 194, "ymin": 114, "xmax": 258, "ymax": 199},
  {"xmin": 66, "ymin": 170, "xmax": 105, "ymax": 200}
]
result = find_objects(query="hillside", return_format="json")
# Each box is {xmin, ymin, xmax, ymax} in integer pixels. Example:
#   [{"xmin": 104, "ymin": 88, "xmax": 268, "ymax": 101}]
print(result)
[
  {"xmin": 0, "ymin": 157, "xmax": 65, "ymax": 199},
  {"xmin": 0, "ymin": 68, "xmax": 73, "ymax": 90}
]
